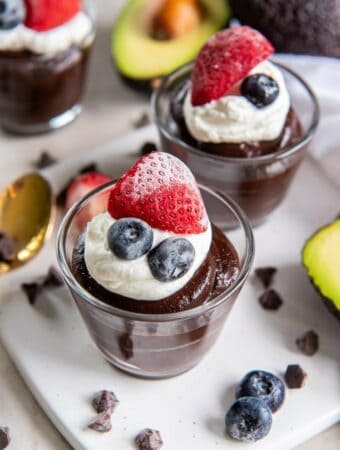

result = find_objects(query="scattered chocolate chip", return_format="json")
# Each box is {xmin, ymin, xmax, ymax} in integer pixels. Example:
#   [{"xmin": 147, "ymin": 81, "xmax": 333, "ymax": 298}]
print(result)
[
  {"xmin": 79, "ymin": 163, "xmax": 98, "ymax": 175},
  {"xmin": 284, "ymin": 364, "xmax": 307, "ymax": 389},
  {"xmin": 0, "ymin": 232, "xmax": 16, "ymax": 263},
  {"xmin": 140, "ymin": 142, "xmax": 158, "ymax": 156},
  {"xmin": 135, "ymin": 428, "xmax": 163, "ymax": 450},
  {"xmin": 42, "ymin": 266, "xmax": 64, "ymax": 288},
  {"xmin": 255, "ymin": 267, "xmax": 277, "ymax": 288},
  {"xmin": 92, "ymin": 390, "xmax": 119, "ymax": 414},
  {"xmin": 88, "ymin": 411, "xmax": 112, "ymax": 433},
  {"xmin": 296, "ymin": 330, "xmax": 319, "ymax": 356},
  {"xmin": 21, "ymin": 283, "xmax": 41, "ymax": 305},
  {"xmin": 258, "ymin": 289, "xmax": 283, "ymax": 311},
  {"xmin": 0, "ymin": 427, "xmax": 10, "ymax": 449},
  {"xmin": 133, "ymin": 112, "xmax": 151, "ymax": 129},
  {"xmin": 34, "ymin": 151, "xmax": 57, "ymax": 169}
]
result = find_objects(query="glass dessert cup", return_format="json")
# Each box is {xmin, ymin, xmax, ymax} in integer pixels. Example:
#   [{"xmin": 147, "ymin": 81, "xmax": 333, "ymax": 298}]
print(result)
[
  {"xmin": 153, "ymin": 62, "xmax": 319, "ymax": 227},
  {"xmin": 57, "ymin": 182, "xmax": 254, "ymax": 379},
  {"xmin": 0, "ymin": 1, "xmax": 95, "ymax": 135}
]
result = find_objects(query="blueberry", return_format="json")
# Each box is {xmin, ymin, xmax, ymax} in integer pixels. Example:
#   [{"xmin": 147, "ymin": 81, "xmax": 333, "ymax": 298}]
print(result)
[
  {"xmin": 225, "ymin": 397, "xmax": 272, "ymax": 442},
  {"xmin": 148, "ymin": 238, "xmax": 195, "ymax": 282},
  {"xmin": 0, "ymin": 0, "xmax": 25, "ymax": 30},
  {"xmin": 241, "ymin": 74, "xmax": 279, "ymax": 108},
  {"xmin": 236, "ymin": 370, "xmax": 285, "ymax": 413},
  {"xmin": 107, "ymin": 218, "xmax": 153, "ymax": 260}
]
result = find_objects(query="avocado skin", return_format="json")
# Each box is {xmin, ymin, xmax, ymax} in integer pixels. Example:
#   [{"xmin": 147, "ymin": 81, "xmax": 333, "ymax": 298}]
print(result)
[
  {"xmin": 229, "ymin": 0, "xmax": 340, "ymax": 57},
  {"xmin": 302, "ymin": 219, "xmax": 340, "ymax": 322}
]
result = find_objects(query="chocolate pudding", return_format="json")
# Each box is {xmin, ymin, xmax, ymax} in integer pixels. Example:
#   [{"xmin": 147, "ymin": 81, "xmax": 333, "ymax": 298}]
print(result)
[
  {"xmin": 72, "ymin": 225, "xmax": 239, "ymax": 314},
  {"xmin": 0, "ymin": 45, "xmax": 91, "ymax": 131},
  {"xmin": 70, "ymin": 225, "xmax": 241, "ymax": 375}
]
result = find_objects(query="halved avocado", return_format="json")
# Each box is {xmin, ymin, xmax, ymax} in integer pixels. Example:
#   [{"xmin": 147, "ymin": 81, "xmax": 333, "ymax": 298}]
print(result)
[
  {"xmin": 302, "ymin": 219, "xmax": 340, "ymax": 321},
  {"xmin": 112, "ymin": 0, "xmax": 230, "ymax": 88}
]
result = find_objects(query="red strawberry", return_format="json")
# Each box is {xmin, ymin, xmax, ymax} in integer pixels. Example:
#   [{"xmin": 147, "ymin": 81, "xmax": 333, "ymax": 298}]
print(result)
[
  {"xmin": 108, "ymin": 152, "xmax": 208, "ymax": 234},
  {"xmin": 191, "ymin": 26, "xmax": 274, "ymax": 106},
  {"xmin": 66, "ymin": 172, "xmax": 112, "ymax": 227},
  {"xmin": 25, "ymin": 0, "xmax": 82, "ymax": 31}
]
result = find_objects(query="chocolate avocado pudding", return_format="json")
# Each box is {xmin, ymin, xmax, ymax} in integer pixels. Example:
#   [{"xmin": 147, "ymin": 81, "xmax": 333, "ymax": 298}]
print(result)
[
  {"xmin": 155, "ymin": 26, "xmax": 317, "ymax": 225},
  {"xmin": 62, "ymin": 151, "xmax": 248, "ymax": 377},
  {"xmin": 72, "ymin": 225, "xmax": 239, "ymax": 314}
]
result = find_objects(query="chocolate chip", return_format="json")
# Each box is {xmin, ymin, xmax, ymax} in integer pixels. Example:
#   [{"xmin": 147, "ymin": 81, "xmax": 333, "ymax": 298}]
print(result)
[
  {"xmin": 133, "ymin": 112, "xmax": 151, "ymax": 129},
  {"xmin": 0, "ymin": 232, "xmax": 16, "ymax": 263},
  {"xmin": 42, "ymin": 266, "xmax": 64, "ymax": 288},
  {"xmin": 88, "ymin": 411, "xmax": 112, "ymax": 433},
  {"xmin": 140, "ymin": 142, "xmax": 158, "ymax": 156},
  {"xmin": 258, "ymin": 289, "xmax": 283, "ymax": 310},
  {"xmin": 296, "ymin": 330, "xmax": 319, "ymax": 356},
  {"xmin": 21, "ymin": 283, "xmax": 41, "ymax": 305},
  {"xmin": 135, "ymin": 428, "xmax": 163, "ymax": 450},
  {"xmin": 0, "ymin": 427, "xmax": 10, "ymax": 449},
  {"xmin": 284, "ymin": 364, "xmax": 307, "ymax": 389},
  {"xmin": 255, "ymin": 267, "xmax": 277, "ymax": 288},
  {"xmin": 79, "ymin": 163, "xmax": 98, "ymax": 175},
  {"xmin": 34, "ymin": 151, "xmax": 57, "ymax": 169},
  {"xmin": 92, "ymin": 390, "xmax": 119, "ymax": 414}
]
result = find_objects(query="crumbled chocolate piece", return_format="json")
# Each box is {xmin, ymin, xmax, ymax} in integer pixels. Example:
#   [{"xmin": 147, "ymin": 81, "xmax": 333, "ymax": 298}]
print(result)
[
  {"xmin": 21, "ymin": 283, "xmax": 41, "ymax": 305},
  {"xmin": 258, "ymin": 289, "xmax": 283, "ymax": 310},
  {"xmin": 284, "ymin": 364, "xmax": 307, "ymax": 389},
  {"xmin": 140, "ymin": 142, "xmax": 158, "ymax": 156},
  {"xmin": 34, "ymin": 151, "xmax": 57, "ymax": 169},
  {"xmin": 133, "ymin": 112, "xmax": 151, "ymax": 129},
  {"xmin": 255, "ymin": 267, "xmax": 277, "ymax": 288},
  {"xmin": 79, "ymin": 163, "xmax": 98, "ymax": 175},
  {"xmin": 0, "ymin": 232, "xmax": 16, "ymax": 263},
  {"xmin": 92, "ymin": 390, "xmax": 119, "ymax": 414},
  {"xmin": 135, "ymin": 428, "xmax": 163, "ymax": 450},
  {"xmin": 0, "ymin": 427, "xmax": 10, "ymax": 449},
  {"xmin": 42, "ymin": 266, "xmax": 64, "ymax": 288},
  {"xmin": 88, "ymin": 411, "xmax": 112, "ymax": 433},
  {"xmin": 296, "ymin": 330, "xmax": 319, "ymax": 356}
]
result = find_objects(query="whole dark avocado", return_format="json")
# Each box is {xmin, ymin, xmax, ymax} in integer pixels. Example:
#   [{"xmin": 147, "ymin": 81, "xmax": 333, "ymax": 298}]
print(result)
[
  {"xmin": 302, "ymin": 218, "xmax": 340, "ymax": 321},
  {"xmin": 229, "ymin": 0, "xmax": 340, "ymax": 57},
  {"xmin": 112, "ymin": 0, "xmax": 230, "ymax": 92}
]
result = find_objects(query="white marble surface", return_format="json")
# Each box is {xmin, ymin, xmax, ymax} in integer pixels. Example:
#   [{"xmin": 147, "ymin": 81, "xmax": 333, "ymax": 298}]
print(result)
[{"xmin": 0, "ymin": 0, "xmax": 339, "ymax": 448}]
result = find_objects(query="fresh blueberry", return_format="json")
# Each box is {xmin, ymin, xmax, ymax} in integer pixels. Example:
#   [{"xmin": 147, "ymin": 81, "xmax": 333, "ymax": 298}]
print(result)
[
  {"xmin": 107, "ymin": 218, "xmax": 153, "ymax": 260},
  {"xmin": 225, "ymin": 397, "xmax": 272, "ymax": 442},
  {"xmin": 148, "ymin": 238, "xmax": 195, "ymax": 282},
  {"xmin": 241, "ymin": 74, "xmax": 279, "ymax": 108},
  {"xmin": 236, "ymin": 370, "xmax": 285, "ymax": 413},
  {"xmin": 0, "ymin": 0, "xmax": 25, "ymax": 30}
]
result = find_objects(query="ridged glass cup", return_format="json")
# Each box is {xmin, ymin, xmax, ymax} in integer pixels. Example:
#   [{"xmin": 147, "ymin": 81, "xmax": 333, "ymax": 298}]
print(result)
[
  {"xmin": 57, "ymin": 182, "xmax": 254, "ymax": 379},
  {"xmin": 0, "ymin": 0, "xmax": 95, "ymax": 134},
  {"xmin": 153, "ymin": 62, "xmax": 319, "ymax": 227}
]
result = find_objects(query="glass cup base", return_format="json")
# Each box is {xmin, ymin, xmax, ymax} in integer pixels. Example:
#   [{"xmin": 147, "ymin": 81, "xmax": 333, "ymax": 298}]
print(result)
[{"xmin": 1, "ymin": 104, "xmax": 82, "ymax": 135}]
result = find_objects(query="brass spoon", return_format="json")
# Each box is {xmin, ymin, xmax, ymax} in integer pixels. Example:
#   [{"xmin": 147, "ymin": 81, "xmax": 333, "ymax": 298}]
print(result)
[{"xmin": 0, "ymin": 173, "xmax": 54, "ymax": 274}]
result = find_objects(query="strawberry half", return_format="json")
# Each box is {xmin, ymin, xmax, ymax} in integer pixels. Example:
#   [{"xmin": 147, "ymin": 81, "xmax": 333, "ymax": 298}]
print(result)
[
  {"xmin": 108, "ymin": 152, "xmax": 208, "ymax": 235},
  {"xmin": 25, "ymin": 0, "xmax": 82, "ymax": 31},
  {"xmin": 66, "ymin": 172, "xmax": 112, "ymax": 228},
  {"xmin": 191, "ymin": 26, "xmax": 274, "ymax": 106}
]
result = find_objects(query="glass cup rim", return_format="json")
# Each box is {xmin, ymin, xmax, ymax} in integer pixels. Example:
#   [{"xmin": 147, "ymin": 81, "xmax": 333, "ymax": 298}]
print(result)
[
  {"xmin": 152, "ymin": 61, "xmax": 320, "ymax": 165},
  {"xmin": 57, "ymin": 181, "xmax": 255, "ymax": 323}
]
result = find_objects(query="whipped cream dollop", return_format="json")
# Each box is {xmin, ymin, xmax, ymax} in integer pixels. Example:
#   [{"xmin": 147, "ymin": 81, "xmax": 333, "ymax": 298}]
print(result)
[
  {"xmin": 184, "ymin": 60, "xmax": 290, "ymax": 143},
  {"xmin": 84, "ymin": 212, "xmax": 212, "ymax": 301},
  {"xmin": 0, "ymin": 12, "xmax": 93, "ymax": 56}
]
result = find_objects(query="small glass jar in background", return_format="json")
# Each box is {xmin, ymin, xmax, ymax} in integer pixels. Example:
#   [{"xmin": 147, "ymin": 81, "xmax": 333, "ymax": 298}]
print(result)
[{"xmin": 0, "ymin": 0, "xmax": 95, "ymax": 134}]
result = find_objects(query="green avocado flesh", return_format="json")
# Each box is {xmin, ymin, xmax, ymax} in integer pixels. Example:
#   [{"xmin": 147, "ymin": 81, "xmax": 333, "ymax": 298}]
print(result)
[
  {"xmin": 112, "ymin": 0, "xmax": 230, "ymax": 80},
  {"xmin": 302, "ymin": 219, "xmax": 340, "ymax": 312}
]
